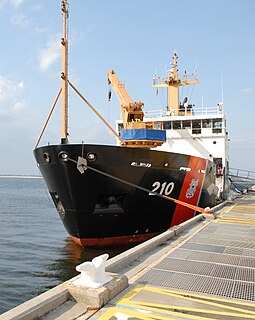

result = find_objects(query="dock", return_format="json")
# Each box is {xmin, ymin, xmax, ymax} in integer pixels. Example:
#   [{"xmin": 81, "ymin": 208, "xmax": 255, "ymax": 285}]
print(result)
[{"xmin": 1, "ymin": 194, "xmax": 255, "ymax": 319}]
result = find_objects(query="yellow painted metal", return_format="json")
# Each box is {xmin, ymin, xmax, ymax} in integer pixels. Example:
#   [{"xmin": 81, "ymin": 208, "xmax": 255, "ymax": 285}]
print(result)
[
  {"xmin": 61, "ymin": 0, "xmax": 68, "ymax": 142},
  {"xmin": 108, "ymin": 70, "xmax": 165, "ymax": 148},
  {"xmin": 216, "ymin": 216, "xmax": 255, "ymax": 225},
  {"xmin": 108, "ymin": 70, "xmax": 144, "ymax": 129},
  {"xmin": 153, "ymin": 52, "xmax": 199, "ymax": 116},
  {"xmin": 123, "ymin": 140, "xmax": 165, "ymax": 148},
  {"xmin": 97, "ymin": 285, "xmax": 255, "ymax": 319},
  {"xmin": 215, "ymin": 202, "xmax": 255, "ymax": 225}
]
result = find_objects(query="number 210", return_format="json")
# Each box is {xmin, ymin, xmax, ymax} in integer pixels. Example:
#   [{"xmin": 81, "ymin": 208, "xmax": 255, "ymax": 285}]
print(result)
[{"xmin": 149, "ymin": 181, "xmax": 174, "ymax": 196}]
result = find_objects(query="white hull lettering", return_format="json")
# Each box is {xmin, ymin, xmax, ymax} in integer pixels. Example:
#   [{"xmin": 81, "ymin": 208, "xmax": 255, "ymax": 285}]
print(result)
[{"xmin": 149, "ymin": 181, "xmax": 175, "ymax": 196}]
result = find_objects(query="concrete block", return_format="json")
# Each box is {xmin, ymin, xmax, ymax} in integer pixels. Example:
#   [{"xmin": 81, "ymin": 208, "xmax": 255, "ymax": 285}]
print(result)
[
  {"xmin": 0, "ymin": 285, "xmax": 69, "ymax": 320},
  {"xmin": 66, "ymin": 274, "xmax": 128, "ymax": 310},
  {"xmin": 106, "ymin": 229, "xmax": 175, "ymax": 273},
  {"xmin": 174, "ymin": 214, "xmax": 204, "ymax": 236}
]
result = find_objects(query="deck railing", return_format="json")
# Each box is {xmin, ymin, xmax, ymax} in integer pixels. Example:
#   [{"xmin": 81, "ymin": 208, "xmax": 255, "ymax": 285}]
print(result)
[
  {"xmin": 228, "ymin": 168, "xmax": 255, "ymax": 181},
  {"xmin": 144, "ymin": 106, "xmax": 223, "ymax": 118}
]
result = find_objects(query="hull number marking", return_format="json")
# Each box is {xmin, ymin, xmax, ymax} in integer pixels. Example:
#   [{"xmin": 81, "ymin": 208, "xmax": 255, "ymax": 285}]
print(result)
[{"xmin": 149, "ymin": 181, "xmax": 174, "ymax": 196}]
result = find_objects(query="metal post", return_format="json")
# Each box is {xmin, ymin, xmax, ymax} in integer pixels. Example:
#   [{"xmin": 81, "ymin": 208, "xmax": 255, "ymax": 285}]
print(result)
[{"xmin": 61, "ymin": 0, "xmax": 68, "ymax": 144}]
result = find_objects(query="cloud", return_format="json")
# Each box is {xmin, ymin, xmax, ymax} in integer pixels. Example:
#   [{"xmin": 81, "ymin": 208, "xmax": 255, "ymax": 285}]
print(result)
[
  {"xmin": 0, "ymin": 0, "xmax": 29, "ymax": 28},
  {"xmin": 0, "ymin": 0, "xmax": 25, "ymax": 9},
  {"xmin": 0, "ymin": 0, "xmax": 7, "ymax": 8},
  {"xmin": 0, "ymin": 75, "xmax": 26, "ymax": 113},
  {"xmin": 240, "ymin": 87, "xmax": 254, "ymax": 94},
  {"xmin": 10, "ymin": 0, "xmax": 24, "ymax": 9},
  {"xmin": 38, "ymin": 34, "xmax": 61, "ymax": 72},
  {"xmin": 11, "ymin": 12, "xmax": 29, "ymax": 27},
  {"xmin": 13, "ymin": 100, "xmax": 26, "ymax": 111},
  {"xmin": 32, "ymin": 3, "xmax": 43, "ymax": 11}
]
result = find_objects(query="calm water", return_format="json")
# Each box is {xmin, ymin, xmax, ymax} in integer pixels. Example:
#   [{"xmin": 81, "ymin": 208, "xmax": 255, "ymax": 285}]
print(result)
[{"xmin": 0, "ymin": 177, "xmax": 123, "ymax": 314}]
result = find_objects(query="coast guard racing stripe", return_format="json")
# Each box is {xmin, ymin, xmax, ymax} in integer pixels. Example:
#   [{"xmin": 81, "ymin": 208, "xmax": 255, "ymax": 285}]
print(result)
[{"xmin": 170, "ymin": 156, "xmax": 206, "ymax": 226}]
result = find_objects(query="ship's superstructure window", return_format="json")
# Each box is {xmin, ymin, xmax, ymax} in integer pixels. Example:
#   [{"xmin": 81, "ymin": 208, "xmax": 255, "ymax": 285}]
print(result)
[
  {"xmin": 173, "ymin": 121, "xmax": 182, "ymax": 129},
  {"xmin": 154, "ymin": 122, "xmax": 162, "ymax": 130},
  {"xmin": 192, "ymin": 120, "xmax": 201, "ymax": 134},
  {"xmin": 163, "ymin": 122, "xmax": 171, "ymax": 129},
  {"xmin": 119, "ymin": 116, "xmax": 224, "ymax": 138},
  {"xmin": 212, "ymin": 119, "xmax": 222, "ymax": 133},
  {"xmin": 202, "ymin": 119, "xmax": 212, "ymax": 128},
  {"xmin": 183, "ymin": 120, "xmax": 191, "ymax": 129}
]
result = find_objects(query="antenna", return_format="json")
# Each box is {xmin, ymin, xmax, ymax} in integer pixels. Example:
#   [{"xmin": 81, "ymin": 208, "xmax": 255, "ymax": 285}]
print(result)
[{"xmin": 221, "ymin": 69, "xmax": 224, "ymax": 105}]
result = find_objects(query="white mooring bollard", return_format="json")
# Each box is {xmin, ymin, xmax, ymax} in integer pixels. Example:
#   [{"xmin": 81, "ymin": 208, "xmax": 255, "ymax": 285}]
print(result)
[{"xmin": 73, "ymin": 253, "xmax": 113, "ymax": 288}]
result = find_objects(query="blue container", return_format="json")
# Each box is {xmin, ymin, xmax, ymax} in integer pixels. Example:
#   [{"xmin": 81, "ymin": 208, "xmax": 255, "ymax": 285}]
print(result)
[{"xmin": 120, "ymin": 129, "xmax": 166, "ymax": 141}]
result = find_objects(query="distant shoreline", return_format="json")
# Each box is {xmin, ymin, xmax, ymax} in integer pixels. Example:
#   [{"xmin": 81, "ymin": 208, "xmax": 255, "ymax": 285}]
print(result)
[{"xmin": 0, "ymin": 175, "xmax": 42, "ymax": 179}]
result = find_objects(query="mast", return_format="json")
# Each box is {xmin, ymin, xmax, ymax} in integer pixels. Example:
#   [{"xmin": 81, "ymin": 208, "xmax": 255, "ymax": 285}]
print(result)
[
  {"xmin": 153, "ymin": 52, "xmax": 199, "ymax": 116},
  {"xmin": 61, "ymin": 0, "xmax": 68, "ymax": 144},
  {"xmin": 167, "ymin": 52, "xmax": 179, "ymax": 113}
]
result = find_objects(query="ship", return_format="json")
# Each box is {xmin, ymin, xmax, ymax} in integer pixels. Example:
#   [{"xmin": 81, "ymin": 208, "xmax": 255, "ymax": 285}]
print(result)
[{"xmin": 33, "ymin": 0, "xmax": 229, "ymax": 247}]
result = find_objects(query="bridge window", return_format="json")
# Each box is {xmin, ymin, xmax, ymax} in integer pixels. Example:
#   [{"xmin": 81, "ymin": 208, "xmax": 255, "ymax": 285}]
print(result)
[
  {"xmin": 192, "ymin": 120, "xmax": 201, "ymax": 134},
  {"xmin": 173, "ymin": 121, "xmax": 182, "ymax": 129},
  {"xmin": 183, "ymin": 120, "xmax": 191, "ymax": 129},
  {"xmin": 202, "ymin": 119, "xmax": 212, "ymax": 128},
  {"xmin": 213, "ymin": 119, "xmax": 222, "ymax": 133},
  {"xmin": 163, "ymin": 122, "xmax": 171, "ymax": 129}
]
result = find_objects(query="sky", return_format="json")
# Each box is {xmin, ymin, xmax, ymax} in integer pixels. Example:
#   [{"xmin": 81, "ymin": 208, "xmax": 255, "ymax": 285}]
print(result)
[{"xmin": 0, "ymin": 0, "xmax": 255, "ymax": 175}]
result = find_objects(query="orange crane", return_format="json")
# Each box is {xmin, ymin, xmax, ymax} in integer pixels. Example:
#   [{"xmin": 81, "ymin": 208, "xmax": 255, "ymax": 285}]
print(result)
[
  {"xmin": 108, "ymin": 70, "xmax": 145, "ymax": 130},
  {"xmin": 108, "ymin": 70, "xmax": 166, "ymax": 148}
]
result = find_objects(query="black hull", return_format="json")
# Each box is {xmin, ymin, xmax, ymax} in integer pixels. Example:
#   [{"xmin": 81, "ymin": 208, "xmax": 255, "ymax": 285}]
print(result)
[{"xmin": 34, "ymin": 144, "xmax": 217, "ymax": 247}]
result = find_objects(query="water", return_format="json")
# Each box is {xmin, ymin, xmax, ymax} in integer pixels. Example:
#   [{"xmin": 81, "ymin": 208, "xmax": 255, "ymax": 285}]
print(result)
[{"xmin": 0, "ymin": 177, "xmax": 123, "ymax": 314}]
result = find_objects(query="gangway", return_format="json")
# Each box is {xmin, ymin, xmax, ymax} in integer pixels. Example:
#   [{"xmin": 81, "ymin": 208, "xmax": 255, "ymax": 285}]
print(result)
[
  {"xmin": 228, "ymin": 167, "xmax": 255, "ymax": 192},
  {"xmin": 228, "ymin": 167, "xmax": 255, "ymax": 181}
]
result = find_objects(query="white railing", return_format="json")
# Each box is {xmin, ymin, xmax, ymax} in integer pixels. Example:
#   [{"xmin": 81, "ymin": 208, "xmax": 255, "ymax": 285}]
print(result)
[
  {"xmin": 144, "ymin": 106, "xmax": 223, "ymax": 118},
  {"xmin": 229, "ymin": 168, "xmax": 255, "ymax": 181}
]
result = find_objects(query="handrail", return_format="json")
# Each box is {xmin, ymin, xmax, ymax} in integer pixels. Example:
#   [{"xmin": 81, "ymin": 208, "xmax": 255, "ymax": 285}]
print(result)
[
  {"xmin": 144, "ymin": 106, "xmax": 223, "ymax": 118},
  {"xmin": 228, "ymin": 167, "xmax": 255, "ymax": 181}
]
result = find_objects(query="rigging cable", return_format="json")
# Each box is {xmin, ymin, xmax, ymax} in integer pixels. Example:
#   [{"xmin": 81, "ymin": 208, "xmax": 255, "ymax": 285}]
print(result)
[{"xmin": 189, "ymin": 84, "xmax": 195, "ymax": 102}]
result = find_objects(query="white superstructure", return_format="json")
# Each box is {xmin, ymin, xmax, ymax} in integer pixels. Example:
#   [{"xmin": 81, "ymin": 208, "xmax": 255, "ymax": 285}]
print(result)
[
  {"xmin": 145, "ymin": 104, "xmax": 228, "ymax": 167},
  {"xmin": 115, "ymin": 53, "xmax": 229, "ymax": 200}
]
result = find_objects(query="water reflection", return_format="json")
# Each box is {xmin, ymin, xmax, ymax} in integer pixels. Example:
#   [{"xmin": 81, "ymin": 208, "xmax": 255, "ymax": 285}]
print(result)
[
  {"xmin": 0, "ymin": 178, "xmax": 135, "ymax": 314},
  {"xmin": 43, "ymin": 236, "xmax": 132, "ymax": 286}
]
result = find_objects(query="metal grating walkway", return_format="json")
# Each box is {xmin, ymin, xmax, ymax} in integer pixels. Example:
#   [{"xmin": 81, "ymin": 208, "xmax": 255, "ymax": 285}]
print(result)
[
  {"xmin": 138, "ymin": 198, "xmax": 255, "ymax": 302},
  {"xmin": 96, "ymin": 196, "xmax": 255, "ymax": 320}
]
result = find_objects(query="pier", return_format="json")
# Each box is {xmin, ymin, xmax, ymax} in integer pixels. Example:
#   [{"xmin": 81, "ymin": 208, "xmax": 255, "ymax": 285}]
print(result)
[{"xmin": 1, "ymin": 194, "xmax": 255, "ymax": 319}]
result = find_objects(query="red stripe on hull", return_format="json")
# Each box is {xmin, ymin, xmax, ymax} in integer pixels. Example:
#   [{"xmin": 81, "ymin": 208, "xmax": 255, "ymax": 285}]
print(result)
[
  {"xmin": 70, "ymin": 232, "xmax": 160, "ymax": 248},
  {"xmin": 170, "ymin": 156, "xmax": 206, "ymax": 226}
]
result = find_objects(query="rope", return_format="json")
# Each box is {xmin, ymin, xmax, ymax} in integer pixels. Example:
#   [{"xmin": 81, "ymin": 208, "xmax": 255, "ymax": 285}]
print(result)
[
  {"xmin": 35, "ymin": 87, "xmax": 62, "ymax": 148},
  {"xmin": 69, "ymin": 156, "xmax": 212, "ymax": 214},
  {"xmin": 68, "ymin": 80, "xmax": 125, "ymax": 145}
]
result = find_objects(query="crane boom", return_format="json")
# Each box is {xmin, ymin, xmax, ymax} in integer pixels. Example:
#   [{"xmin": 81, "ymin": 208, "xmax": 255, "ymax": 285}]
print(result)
[
  {"xmin": 108, "ymin": 70, "xmax": 145, "ymax": 130},
  {"xmin": 108, "ymin": 70, "xmax": 166, "ymax": 149}
]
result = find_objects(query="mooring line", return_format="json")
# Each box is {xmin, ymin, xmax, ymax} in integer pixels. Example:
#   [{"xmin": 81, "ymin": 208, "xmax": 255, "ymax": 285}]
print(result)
[{"xmin": 68, "ymin": 156, "xmax": 211, "ymax": 214}]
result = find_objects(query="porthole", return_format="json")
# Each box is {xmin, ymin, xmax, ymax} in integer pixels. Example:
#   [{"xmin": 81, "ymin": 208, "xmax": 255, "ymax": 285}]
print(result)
[
  {"xmin": 58, "ymin": 151, "xmax": 69, "ymax": 161},
  {"xmin": 87, "ymin": 152, "xmax": 97, "ymax": 162},
  {"xmin": 43, "ymin": 153, "xmax": 51, "ymax": 163}
]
